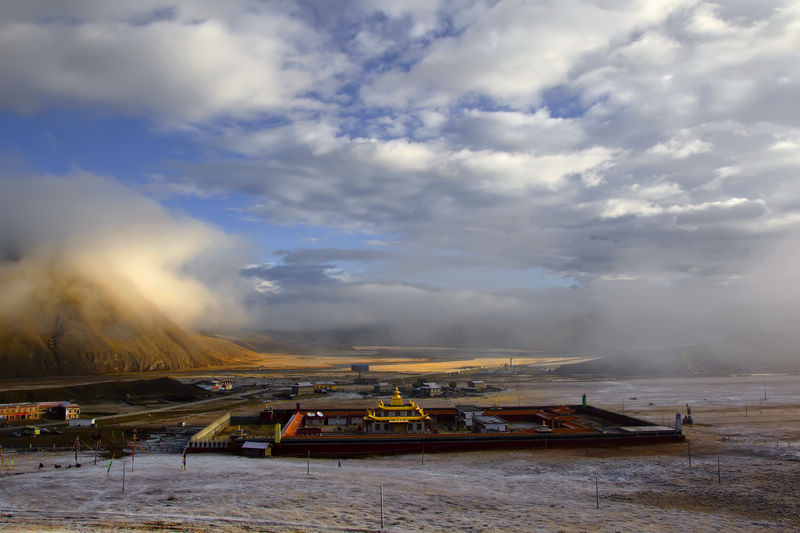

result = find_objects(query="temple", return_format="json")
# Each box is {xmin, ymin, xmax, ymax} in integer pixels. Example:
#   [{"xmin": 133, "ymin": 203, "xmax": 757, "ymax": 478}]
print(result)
[{"xmin": 363, "ymin": 386, "xmax": 430, "ymax": 434}]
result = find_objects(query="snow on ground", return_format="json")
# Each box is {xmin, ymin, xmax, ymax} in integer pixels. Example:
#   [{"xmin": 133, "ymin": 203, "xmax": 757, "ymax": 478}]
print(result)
[{"xmin": 1, "ymin": 376, "xmax": 799, "ymax": 532}]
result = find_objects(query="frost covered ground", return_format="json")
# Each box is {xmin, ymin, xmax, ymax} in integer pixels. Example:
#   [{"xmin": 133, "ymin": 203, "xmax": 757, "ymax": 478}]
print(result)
[{"xmin": 1, "ymin": 375, "xmax": 799, "ymax": 532}]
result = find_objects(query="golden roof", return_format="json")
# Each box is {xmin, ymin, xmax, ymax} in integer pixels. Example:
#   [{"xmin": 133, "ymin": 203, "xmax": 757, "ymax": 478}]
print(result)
[{"xmin": 364, "ymin": 385, "xmax": 430, "ymax": 422}]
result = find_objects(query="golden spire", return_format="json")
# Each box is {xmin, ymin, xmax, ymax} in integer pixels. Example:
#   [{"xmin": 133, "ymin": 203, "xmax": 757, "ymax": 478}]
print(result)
[{"xmin": 391, "ymin": 385, "xmax": 403, "ymax": 406}]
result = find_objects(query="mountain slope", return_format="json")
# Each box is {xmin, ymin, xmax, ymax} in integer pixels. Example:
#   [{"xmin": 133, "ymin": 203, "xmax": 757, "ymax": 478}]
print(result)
[{"xmin": 0, "ymin": 270, "xmax": 260, "ymax": 378}]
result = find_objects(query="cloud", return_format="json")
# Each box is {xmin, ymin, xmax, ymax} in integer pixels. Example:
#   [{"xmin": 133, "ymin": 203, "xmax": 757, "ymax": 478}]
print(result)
[
  {"xmin": 360, "ymin": 0, "xmax": 695, "ymax": 110},
  {"xmin": 3, "ymin": 2, "xmax": 800, "ymax": 355},
  {"xmin": 0, "ymin": 172, "xmax": 253, "ymax": 331},
  {"xmin": 274, "ymin": 248, "xmax": 394, "ymax": 264},
  {"xmin": 647, "ymin": 129, "xmax": 712, "ymax": 159},
  {"xmin": 0, "ymin": 2, "xmax": 347, "ymax": 124}
]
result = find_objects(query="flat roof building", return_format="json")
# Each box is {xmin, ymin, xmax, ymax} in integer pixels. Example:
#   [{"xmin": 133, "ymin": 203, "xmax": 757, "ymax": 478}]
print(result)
[
  {"xmin": 417, "ymin": 382, "xmax": 443, "ymax": 397},
  {"xmin": 373, "ymin": 382, "xmax": 394, "ymax": 394},
  {"xmin": 473, "ymin": 415, "xmax": 508, "ymax": 433},
  {"xmin": 292, "ymin": 382, "xmax": 316, "ymax": 396},
  {"xmin": 468, "ymin": 380, "xmax": 487, "ymax": 391},
  {"xmin": 455, "ymin": 405, "xmax": 483, "ymax": 427}
]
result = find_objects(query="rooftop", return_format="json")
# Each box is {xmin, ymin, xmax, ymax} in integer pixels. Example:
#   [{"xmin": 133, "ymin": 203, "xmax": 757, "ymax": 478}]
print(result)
[{"xmin": 473, "ymin": 415, "xmax": 506, "ymax": 425}]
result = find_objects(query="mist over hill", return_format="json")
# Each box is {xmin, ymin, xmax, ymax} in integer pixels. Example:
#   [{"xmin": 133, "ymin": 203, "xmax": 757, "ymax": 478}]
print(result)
[
  {"xmin": 0, "ymin": 175, "xmax": 260, "ymax": 379},
  {"xmin": 2, "ymin": 177, "xmax": 800, "ymax": 379},
  {"xmin": 0, "ymin": 268, "xmax": 257, "ymax": 378}
]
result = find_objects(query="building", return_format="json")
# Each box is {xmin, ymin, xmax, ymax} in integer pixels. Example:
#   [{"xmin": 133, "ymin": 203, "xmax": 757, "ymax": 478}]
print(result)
[
  {"xmin": 455, "ymin": 405, "xmax": 483, "ymax": 427},
  {"xmin": 363, "ymin": 386, "xmax": 430, "ymax": 434},
  {"xmin": 314, "ymin": 382, "xmax": 337, "ymax": 393},
  {"xmin": 240, "ymin": 441, "xmax": 270, "ymax": 457},
  {"xmin": 373, "ymin": 382, "xmax": 394, "ymax": 394},
  {"xmin": 0, "ymin": 401, "xmax": 81, "ymax": 422},
  {"xmin": 38, "ymin": 401, "xmax": 80, "ymax": 420},
  {"xmin": 196, "ymin": 379, "xmax": 233, "ymax": 392},
  {"xmin": 472, "ymin": 415, "xmax": 508, "ymax": 433},
  {"xmin": 292, "ymin": 382, "xmax": 316, "ymax": 396},
  {"xmin": 0, "ymin": 403, "xmax": 40, "ymax": 422},
  {"xmin": 304, "ymin": 412, "xmax": 325, "ymax": 426},
  {"xmin": 468, "ymin": 380, "xmax": 487, "ymax": 391},
  {"xmin": 417, "ymin": 382, "xmax": 442, "ymax": 397}
]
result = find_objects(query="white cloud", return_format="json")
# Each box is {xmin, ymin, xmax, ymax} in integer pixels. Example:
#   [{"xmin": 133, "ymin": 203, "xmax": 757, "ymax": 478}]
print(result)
[
  {"xmin": 0, "ymin": 3, "xmax": 346, "ymax": 124},
  {"xmin": 600, "ymin": 198, "xmax": 663, "ymax": 218},
  {"xmin": 648, "ymin": 129, "xmax": 712, "ymax": 158},
  {"xmin": 448, "ymin": 146, "xmax": 617, "ymax": 191},
  {"xmin": 361, "ymin": 0, "xmax": 695, "ymax": 110}
]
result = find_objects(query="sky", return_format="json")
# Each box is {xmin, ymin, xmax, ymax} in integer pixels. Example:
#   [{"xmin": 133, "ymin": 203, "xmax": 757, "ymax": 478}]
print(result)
[{"xmin": 1, "ymin": 1, "xmax": 800, "ymax": 353}]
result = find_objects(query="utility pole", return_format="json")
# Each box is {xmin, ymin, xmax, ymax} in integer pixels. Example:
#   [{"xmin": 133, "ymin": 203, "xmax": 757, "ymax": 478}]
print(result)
[{"xmin": 595, "ymin": 475, "xmax": 599, "ymax": 509}]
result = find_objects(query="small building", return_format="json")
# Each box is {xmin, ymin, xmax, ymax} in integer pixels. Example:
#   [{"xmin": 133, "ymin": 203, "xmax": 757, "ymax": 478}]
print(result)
[
  {"xmin": 468, "ymin": 380, "xmax": 487, "ymax": 391},
  {"xmin": 314, "ymin": 381, "xmax": 337, "ymax": 393},
  {"xmin": 326, "ymin": 415, "xmax": 348, "ymax": 426},
  {"xmin": 63, "ymin": 402, "xmax": 80, "ymax": 419},
  {"xmin": 304, "ymin": 412, "xmax": 325, "ymax": 426},
  {"xmin": 373, "ymin": 382, "xmax": 394, "ymax": 394},
  {"xmin": 292, "ymin": 382, "xmax": 316, "ymax": 396},
  {"xmin": 473, "ymin": 415, "xmax": 508, "ymax": 433},
  {"xmin": 417, "ymin": 382, "xmax": 442, "ymax": 397},
  {"xmin": 240, "ymin": 441, "xmax": 270, "ymax": 457},
  {"xmin": 455, "ymin": 405, "xmax": 483, "ymax": 427},
  {"xmin": 0, "ymin": 402, "xmax": 40, "ymax": 421},
  {"xmin": 196, "ymin": 379, "xmax": 233, "ymax": 392},
  {"xmin": 38, "ymin": 401, "xmax": 80, "ymax": 420}
]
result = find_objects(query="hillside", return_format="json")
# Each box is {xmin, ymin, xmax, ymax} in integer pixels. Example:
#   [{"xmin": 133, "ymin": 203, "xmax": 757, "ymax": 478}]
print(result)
[
  {"xmin": 0, "ymin": 377, "xmax": 206, "ymax": 404},
  {"xmin": 0, "ymin": 272, "xmax": 261, "ymax": 378}
]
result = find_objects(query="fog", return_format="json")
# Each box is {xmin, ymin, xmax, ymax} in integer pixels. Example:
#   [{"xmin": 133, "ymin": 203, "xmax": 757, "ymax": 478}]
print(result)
[
  {"xmin": 1, "ymin": 173, "xmax": 799, "ymax": 371},
  {"xmin": 0, "ymin": 173, "xmax": 253, "ymax": 333}
]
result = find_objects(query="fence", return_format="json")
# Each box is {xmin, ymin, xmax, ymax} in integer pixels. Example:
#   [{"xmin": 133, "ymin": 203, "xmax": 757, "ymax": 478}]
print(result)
[{"xmin": 187, "ymin": 438, "xmax": 229, "ymax": 450}]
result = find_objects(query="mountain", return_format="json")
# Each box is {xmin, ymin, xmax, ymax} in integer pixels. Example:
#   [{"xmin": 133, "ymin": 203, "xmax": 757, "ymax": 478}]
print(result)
[{"xmin": 0, "ymin": 272, "xmax": 260, "ymax": 378}]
